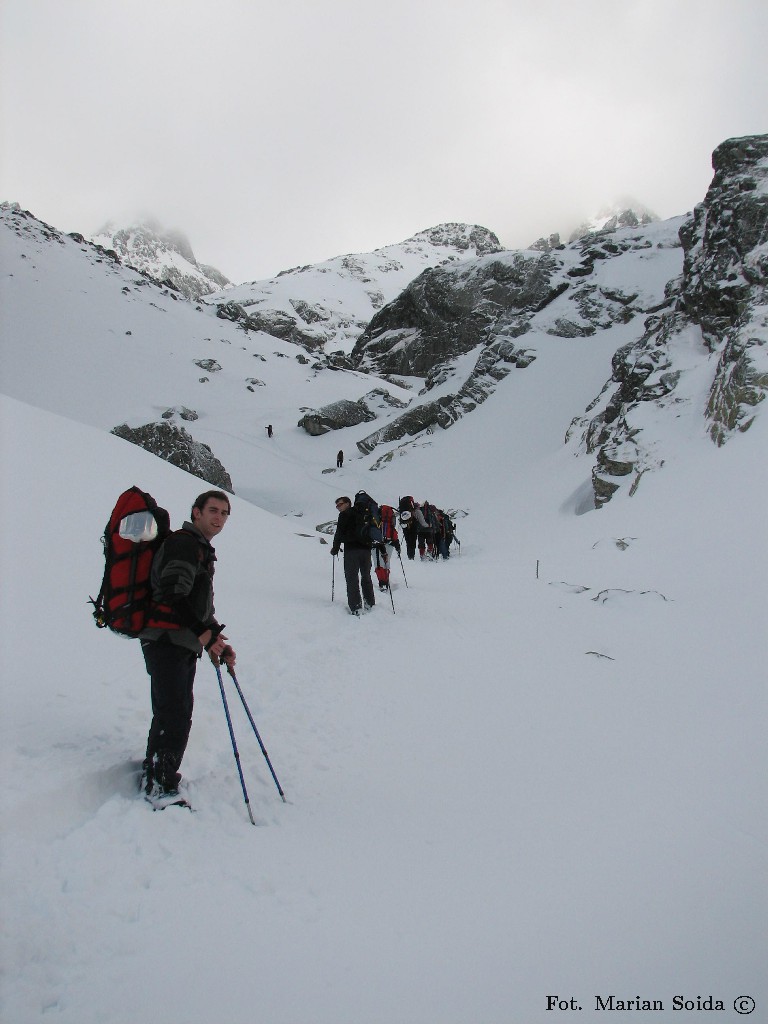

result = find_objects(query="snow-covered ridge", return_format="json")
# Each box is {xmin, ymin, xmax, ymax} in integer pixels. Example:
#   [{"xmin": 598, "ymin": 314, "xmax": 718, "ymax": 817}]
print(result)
[{"xmin": 203, "ymin": 223, "xmax": 503, "ymax": 355}]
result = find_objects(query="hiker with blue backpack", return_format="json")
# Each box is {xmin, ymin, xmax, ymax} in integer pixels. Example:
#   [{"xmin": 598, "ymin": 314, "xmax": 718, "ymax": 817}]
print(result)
[{"xmin": 330, "ymin": 493, "xmax": 377, "ymax": 616}]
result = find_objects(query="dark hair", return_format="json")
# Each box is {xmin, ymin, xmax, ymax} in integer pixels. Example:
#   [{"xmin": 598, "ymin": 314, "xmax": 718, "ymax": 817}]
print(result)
[
  {"xmin": 335, "ymin": 496, "xmax": 351, "ymax": 505},
  {"xmin": 192, "ymin": 490, "xmax": 231, "ymax": 517}
]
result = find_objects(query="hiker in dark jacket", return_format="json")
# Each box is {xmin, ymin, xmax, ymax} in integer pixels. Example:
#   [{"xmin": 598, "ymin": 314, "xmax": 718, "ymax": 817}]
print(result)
[
  {"xmin": 139, "ymin": 490, "xmax": 236, "ymax": 796},
  {"xmin": 415, "ymin": 502, "xmax": 435, "ymax": 559},
  {"xmin": 336, "ymin": 450, "xmax": 344, "ymax": 468},
  {"xmin": 330, "ymin": 495, "xmax": 375, "ymax": 615}
]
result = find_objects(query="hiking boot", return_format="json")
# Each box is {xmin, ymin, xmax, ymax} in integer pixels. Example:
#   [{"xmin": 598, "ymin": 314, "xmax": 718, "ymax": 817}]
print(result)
[
  {"xmin": 348, "ymin": 607, "xmax": 362, "ymax": 616},
  {"xmin": 140, "ymin": 758, "xmax": 154, "ymax": 795},
  {"xmin": 154, "ymin": 751, "xmax": 183, "ymax": 793},
  {"xmin": 364, "ymin": 602, "xmax": 374, "ymax": 611}
]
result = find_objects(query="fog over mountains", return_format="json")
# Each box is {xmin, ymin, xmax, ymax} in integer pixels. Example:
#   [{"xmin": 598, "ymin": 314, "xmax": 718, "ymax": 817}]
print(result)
[{"xmin": 3, "ymin": 134, "xmax": 765, "ymax": 512}]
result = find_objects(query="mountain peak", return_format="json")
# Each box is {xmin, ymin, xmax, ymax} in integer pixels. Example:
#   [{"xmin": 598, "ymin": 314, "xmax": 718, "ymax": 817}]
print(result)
[
  {"xmin": 567, "ymin": 199, "xmax": 659, "ymax": 243},
  {"xmin": 90, "ymin": 219, "xmax": 231, "ymax": 300},
  {"xmin": 404, "ymin": 222, "xmax": 503, "ymax": 256}
]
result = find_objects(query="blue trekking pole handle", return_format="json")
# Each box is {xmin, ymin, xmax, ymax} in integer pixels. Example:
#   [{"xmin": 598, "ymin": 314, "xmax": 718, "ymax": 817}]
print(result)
[
  {"xmin": 214, "ymin": 664, "xmax": 256, "ymax": 825},
  {"xmin": 227, "ymin": 665, "xmax": 287, "ymax": 803}
]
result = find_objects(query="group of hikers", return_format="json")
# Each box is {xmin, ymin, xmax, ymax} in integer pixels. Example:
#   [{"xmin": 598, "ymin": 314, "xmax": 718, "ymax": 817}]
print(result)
[{"xmin": 330, "ymin": 491, "xmax": 458, "ymax": 616}]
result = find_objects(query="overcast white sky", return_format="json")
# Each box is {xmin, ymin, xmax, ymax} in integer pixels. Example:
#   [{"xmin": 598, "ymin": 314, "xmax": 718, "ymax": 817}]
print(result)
[{"xmin": 2, "ymin": 0, "xmax": 766, "ymax": 283}]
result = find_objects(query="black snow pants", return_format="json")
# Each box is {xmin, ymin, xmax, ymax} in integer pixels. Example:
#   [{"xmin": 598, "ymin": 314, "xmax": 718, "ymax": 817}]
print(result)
[
  {"xmin": 343, "ymin": 547, "xmax": 375, "ymax": 612},
  {"xmin": 141, "ymin": 639, "xmax": 198, "ymax": 787}
]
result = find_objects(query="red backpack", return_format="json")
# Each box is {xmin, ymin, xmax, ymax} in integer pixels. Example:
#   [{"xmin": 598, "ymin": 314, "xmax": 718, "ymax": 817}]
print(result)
[
  {"xmin": 90, "ymin": 486, "xmax": 172, "ymax": 637},
  {"xmin": 380, "ymin": 505, "xmax": 399, "ymax": 544}
]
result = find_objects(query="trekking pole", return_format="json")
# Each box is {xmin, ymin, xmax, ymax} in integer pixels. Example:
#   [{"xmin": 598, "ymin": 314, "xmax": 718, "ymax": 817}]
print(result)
[
  {"xmin": 214, "ymin": 664, "xmax": 256, "ymax": 825},
  {"xmin": 387, "ymin": 580, "xmax": 396, "ymax": 614},
  {"xmin": 226, "ymin": 665, "xmax": 287, "ymax": 802},
  {"xmin": 331, "ymin": 554, "xmax": 335, "ymax": 602},
  {"xmin": 395, "ymin": 547, "xmax": 409, "ymax": 587}
]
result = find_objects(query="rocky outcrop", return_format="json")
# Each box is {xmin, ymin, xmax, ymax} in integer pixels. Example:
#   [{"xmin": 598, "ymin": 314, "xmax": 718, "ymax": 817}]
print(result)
[
  {"xmin": 111, "ymin": 421, "xmax": 234, "ymax": 492},
  {"xmin": 298, "ymin": 388, "xmax": 409, "ymax": 435},
  {"xmin": 405, "ymin": 223, "xmax": 503, "ymax": 256},
  {"xmin": 568, "ymin": 203, "xmax": 658, "ymax": 243},
  {"xmin": 569, "ymin": 134, "xmax": 768, "ymax": 506},
  {"xmin": 351, "ymin": 252, "xmax": 561, "ymax": 376},
  {"xmin": 161, "ymin": 406, "xmax": 199, "ymax": 422},
  {"xmin": 684, "ymin": 136, "xmax": 768, "ymax": 443},
  {"xmin": 298, "ymin": 400, "xmax": 377, "ymax": 436},
  {"xmin": 356, "ymin": 339, "xmax": 535, "ymax": 454}
]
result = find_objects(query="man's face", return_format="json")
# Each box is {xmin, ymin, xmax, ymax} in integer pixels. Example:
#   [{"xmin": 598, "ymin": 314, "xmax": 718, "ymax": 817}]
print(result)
[
  {"xmin": 193, "ymin": 498, "xmax": 230, "ymax": 540},
  {"xmin": 336, "ymin": 499, "xmax": 350, "ymax": 513}
]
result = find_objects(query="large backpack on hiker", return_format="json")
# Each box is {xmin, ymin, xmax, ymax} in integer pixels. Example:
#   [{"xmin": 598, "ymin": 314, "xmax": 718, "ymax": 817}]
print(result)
[
  {"xmin": 352, "ymin": 491, "xmax": 383, "ymax": 547},
  {"xmin": 90, "ymin": 486, "xmax": 171, "ymax": 637},
  {"xmin": 380, "ymin": 505, "xmax": 399, "ymax": 545},
  {"xmin": 398, "ymin": 495, "xmax": 415, "ymax": 526}
]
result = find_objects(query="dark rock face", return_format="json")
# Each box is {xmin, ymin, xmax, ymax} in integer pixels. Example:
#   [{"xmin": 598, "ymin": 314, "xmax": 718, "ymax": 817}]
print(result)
[
  {"xmin": 570, "ymin": 134, "xmax": 768, "ymax": 506},
  {"xmin": 111, "ymin": 421, "xmax": 234, "ymax": 492},
  {"xmin": 351, "ymin": 253, "xmax": 560, "ymax": 376},
  {"xmin": 215, "ymin": 299, "xmax": 334, "ymax": 352},
  {"xmin": 297, "ymin": 389, "xmax": 409, "ymax": 435},
  {"xmin": 684, "ymin": 136, "xmax": 768, "ymax": 443},
  {"xmin": 298, "ymin": 400, "xmax": 376, "ymax": 436},
  {"xmin": 356, "ymin": 339, "xmax": 535, "ymax": 454}
]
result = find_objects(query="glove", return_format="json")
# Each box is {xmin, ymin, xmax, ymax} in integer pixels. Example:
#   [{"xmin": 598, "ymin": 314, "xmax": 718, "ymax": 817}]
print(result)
[
  {"xmin": 203, "ymin": 623, "xmax": 226, "ymax": 650},
  {"xmin": 331, "ymin": 547, "xmax": 339, "ymax": 556},
  {"xmin": 393, "ymin": 540, "xmax": 401, "ymax": 555}
]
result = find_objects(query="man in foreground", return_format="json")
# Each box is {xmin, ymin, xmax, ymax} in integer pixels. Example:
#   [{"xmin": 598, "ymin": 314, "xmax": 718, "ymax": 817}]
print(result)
[{"xmin": 140, "ymin": 490, "xmax": 236, "ymax": 796}]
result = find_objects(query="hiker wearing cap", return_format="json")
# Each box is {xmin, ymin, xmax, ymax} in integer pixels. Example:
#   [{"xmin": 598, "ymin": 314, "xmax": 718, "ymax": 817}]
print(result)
[{"xmin": 330, "ymin": 495, "xmax": 376, "ymax": 616}]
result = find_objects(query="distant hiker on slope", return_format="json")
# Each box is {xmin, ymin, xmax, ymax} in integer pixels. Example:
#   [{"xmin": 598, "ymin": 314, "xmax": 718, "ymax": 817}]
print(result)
[
  {"xmin": 139, "ymin": 490, "xmax": 236, "ymax": 798},
  {"xmin": 330, "ymin": 495, "xmax": 376, "ymax": 616},
  {"xmin": 337, "ymin": 450, "xmax": 344, "ymax": 468},
  {"xmin": 266, "ymin": 424, "xmax": 273, "ymax": 438}
]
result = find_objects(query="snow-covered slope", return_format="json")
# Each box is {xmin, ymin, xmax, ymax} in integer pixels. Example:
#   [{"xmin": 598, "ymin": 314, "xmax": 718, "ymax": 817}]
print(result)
[
  {"xmin": 1, "ymin": 368, "xmax": 765, "ymax": 1022},
  {"xmin": 0, "ymin": 203, "xmax": 412, "ymax": 512},
  {"xmin": 204, "ymin": 223, "xmax": 503, "ymax": 355}
]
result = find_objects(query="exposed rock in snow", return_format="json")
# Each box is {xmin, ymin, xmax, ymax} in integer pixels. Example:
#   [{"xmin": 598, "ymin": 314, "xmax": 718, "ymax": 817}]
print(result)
[
  {"xmin": 298, "ymin": 388, "xmax": 409, "ymax": 435},
  {"xmin": 570, "ymin": 134, "xmax": 768, "ymax": 505},
  {"xmin": 567, "ymin": 200, "xmax": 659, "ymax": 243},
  {"xmin": 111, "ymin": 421, "xmax": 234, "ymax": 492},
  {"xmin": 351, "ymin": 252, "xmax": 561, "ymax": 376}
]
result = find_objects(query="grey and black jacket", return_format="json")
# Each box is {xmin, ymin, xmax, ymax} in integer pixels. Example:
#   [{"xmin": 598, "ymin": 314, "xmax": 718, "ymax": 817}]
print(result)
[{"xmin": 140, "ymin": 521, "xmax": 220, "ymax": 654}]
